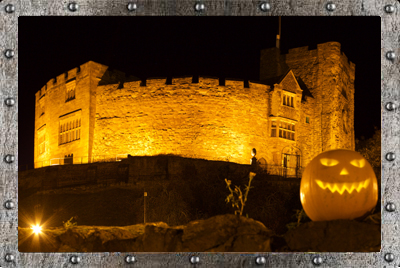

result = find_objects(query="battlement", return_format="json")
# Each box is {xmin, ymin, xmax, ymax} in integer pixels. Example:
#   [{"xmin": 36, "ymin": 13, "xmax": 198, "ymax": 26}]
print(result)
[
  {"xmin": 34, "ymin": 45, "xmax": 356, "ymax": 173},
  {"xmin": 37, "ymin": 61, "xmax": 273, "ymax": 103},
  {"xmin": 99, "ymin": 75, "xmax": 268, "ymax": 91},
  {"xmin": 286, "ymin": 41, "xmax": 355, "ymax": 74},
  {"xmin": 36, "ymin": 61, "xmax": 108, "ymax": 100}
]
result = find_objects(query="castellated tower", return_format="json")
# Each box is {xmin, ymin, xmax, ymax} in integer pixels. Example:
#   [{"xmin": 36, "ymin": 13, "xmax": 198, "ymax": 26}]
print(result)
[
  {"xmin": 260, "ymin": 41, "xmax": 355, "ymax": 166},
  {"xmin": 34, "ymin": 61, "xmax": 109, "ymax": 167},
  {"xmin": 34, "ymin": 41, "xmax": 355, "ymax": 177}
]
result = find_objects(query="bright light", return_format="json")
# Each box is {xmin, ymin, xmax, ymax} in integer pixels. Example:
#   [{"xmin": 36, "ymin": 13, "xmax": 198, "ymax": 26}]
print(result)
[{"xmin": 31, "ymin": 224, "xmax": 42, "ymax": 235}]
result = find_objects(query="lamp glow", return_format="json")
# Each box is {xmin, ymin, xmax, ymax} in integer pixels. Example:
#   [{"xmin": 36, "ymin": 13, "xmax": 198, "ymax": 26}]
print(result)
[{"xmin": 31, "ymin": 224, "xmax": 42, "ymax": 235}]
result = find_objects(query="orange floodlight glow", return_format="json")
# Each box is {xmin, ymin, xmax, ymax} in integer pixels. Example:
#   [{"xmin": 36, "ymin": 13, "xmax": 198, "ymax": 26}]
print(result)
[{"xmin": 31, "ymin": 224, "xmax": 42, "ymax": 235}]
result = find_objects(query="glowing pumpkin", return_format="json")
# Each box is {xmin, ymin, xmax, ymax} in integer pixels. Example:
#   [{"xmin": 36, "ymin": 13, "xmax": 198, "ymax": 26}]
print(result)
[{"xmin": 300, "ymin": 149, "xmax": 378, "ymax": 221}]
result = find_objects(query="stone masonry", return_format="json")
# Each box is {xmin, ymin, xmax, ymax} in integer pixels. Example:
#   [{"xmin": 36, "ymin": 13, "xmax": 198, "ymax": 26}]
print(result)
[{"xmin": 34, "ymin": 42, "xmax": 355, "ymax": 174}]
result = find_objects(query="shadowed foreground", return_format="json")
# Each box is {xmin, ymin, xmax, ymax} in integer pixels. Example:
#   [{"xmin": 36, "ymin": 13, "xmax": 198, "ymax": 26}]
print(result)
[
  {"xmin": 19, "ymin": 213, "xmax": 380, "ymax": 252},
  {"xmin": 19, "ymin": 214, "xmax": 273, "ymax": 252}
]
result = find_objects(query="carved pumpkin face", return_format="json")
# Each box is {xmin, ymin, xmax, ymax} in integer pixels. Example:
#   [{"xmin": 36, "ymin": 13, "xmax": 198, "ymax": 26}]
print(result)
[{"xmin": 300, "ymin": 149, "xmax": 378, "ymax": 221}]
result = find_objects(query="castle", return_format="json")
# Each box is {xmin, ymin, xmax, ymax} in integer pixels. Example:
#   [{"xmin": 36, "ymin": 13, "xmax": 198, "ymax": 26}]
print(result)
[{"xmin": 34, "ymin": 41, "xmax": 355, "ymax": 177}]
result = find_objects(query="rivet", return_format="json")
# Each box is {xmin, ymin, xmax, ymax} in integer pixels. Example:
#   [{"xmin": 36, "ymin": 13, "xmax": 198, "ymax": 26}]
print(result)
[
  {"xmin": 312, "ymin": 256, "xmax": 323, "ymax": 265},
  {"xmin": 384, "ymin": 5, "xmax": 396, "ymax": 13},
  {"xmin": 4, "ymin": 200, "xmax": 15, "ymax": 210},
  {"xmin": 386, "ymin": 51, "xmax": 396, "ymax": 61},
  {"xmin": 68, "ymin": 2, "xmax": 79, "ymax": 12},
  {"xmin": 125, "ymin": 255, "xmax": 136, "ymax": 264},
  {"xmin": 255, "ymin": 256, "xmax": 266, "ymax": 265},
  {"xmin": 259, "ymin": 2, "xmax": 271, "ymax": 12},
  {"xmin": 4, "ymin": 253, "xmax": 15, "ymax": 262},
  {"xmin": 190, "ymin": 256, "xmax": 200, "ymax": 264},
  {"xmin": 385, "ymin": 253, "xmax": 395, "ymax": 263},
  {"xmin": 4, "ymin": 49, "xmax": 15, "ymax": 59},
  {"xmin": 385, "ymin": 102, "xmax": 396, "ymax": 111},
  {"xmin": 326, "ymin": 2, "xmax": 336, "ymax": 11},
  {"xmin": 4, "ymin": 154, "xmax": 15, "ymax": 164},
  {"xmin": 385, "ymin": 202, "xmax": 396, "ymax": 212},
  {"xmin": 127, "ymin": 2, "xmax": 137, "ymax": 11},
  {"xmin": 5, "ymin": 4, "xmax": 15, "ymax": 13},
  {"xmin": 194, "ymin": 2, "xmax": 205, "ymax": 12},
  {"xmin": 386, "ymin": 152, "xmax": 396, "ymax": 161},
  {"xmin": 4, "ymin": 98, "xmax": 16, "ymax": 107},
  {"xmin": 70, "ymin": 255, "xmax": 81, "ymax": 264}
]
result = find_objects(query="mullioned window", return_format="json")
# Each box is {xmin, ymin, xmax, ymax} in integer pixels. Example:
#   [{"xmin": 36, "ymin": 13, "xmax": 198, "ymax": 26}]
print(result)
[
  {"xmin": 282, "ymin": 93, "xmax": 294, "ymax": 107},
  {"xmin": 271, "ymin": 120, "xmax": 295, "ymax": 141},
  {"xmin": 59, "ymin": 118, "xmax": 81, "ymax": 145}
]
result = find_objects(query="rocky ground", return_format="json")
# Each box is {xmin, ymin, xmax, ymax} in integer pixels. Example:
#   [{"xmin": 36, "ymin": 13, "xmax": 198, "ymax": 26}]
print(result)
[{"xmin": 18, "ymin": 213, "xmax": 380, "ymax": 252}]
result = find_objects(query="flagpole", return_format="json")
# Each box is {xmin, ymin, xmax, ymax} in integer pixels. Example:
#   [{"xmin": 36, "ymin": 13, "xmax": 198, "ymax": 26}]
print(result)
[{"xmin": 276, "ymin": 16, "xmax": 281, "ymax": 49}]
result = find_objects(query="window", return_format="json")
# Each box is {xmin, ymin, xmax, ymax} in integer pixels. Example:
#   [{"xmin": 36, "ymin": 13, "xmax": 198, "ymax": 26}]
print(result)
[
  {"xmin": 283, "ymin": 93, "xmax": 294, "ymax": 108},
  {"xmin": 59, "ymin": 117, "xmax": 81, "ymax": 145},
  {"xmin": 306, "ymin": 117, "xmax": 310, "ymax": 124},
  {"xmin": 65, "ymin": 79, "xmax": 76, "ymax": 102},
  {"xmin": 38, "ymin": 98, "xmax": 45, "ymax": 117},
  {"xmin": 271, "ymin": 121, "xmax": 277, "ymax": 137},
  {"xmin": 38, "ymin": 135, "xmax": 45, "ymax": 155},
  {"xmin": 273, "ymin": 120, "xmax": 296, "ymax": 141}
]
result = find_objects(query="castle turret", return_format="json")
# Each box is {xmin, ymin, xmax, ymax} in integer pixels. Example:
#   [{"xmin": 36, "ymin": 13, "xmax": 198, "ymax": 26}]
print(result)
[
  {"xmin": 34, "ymin": 61, "xmax": 108, "ymax": 167},
  {"xmin": 284, "ymin": 41, "xmax": 355, "ymax": 153}
]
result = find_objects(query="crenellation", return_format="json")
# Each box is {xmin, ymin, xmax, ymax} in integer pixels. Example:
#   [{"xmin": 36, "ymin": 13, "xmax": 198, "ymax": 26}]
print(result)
[
  {"xmin": 66, "ymin": 67, "xmax": 79, "ymax": 80},
  {"xmin": 123, "ymin": 80, "xmax": 142, "ymax": 89},
  {"xmin": 317, "ymin": 41, "xmax": 341, "ymax": 56},
  {"xmin": 46, "ymin": 78, "xmax": 56, "ymax": 89},
  {"xmin": 199, "ymin": 76, "xmax": 219, "ymax": 86},
  {"xmin": 146, "ymin": 77, "xmax": 167, "ymax": 86},
  {"xmin": 34, "ymin": 41, "xmax": 355, "ymax": 175},
  {"xmin": 56, "ymin": 73, "xmax": 67, "ymax": 85},
  {"xmin": 172, "ymin": 76, "xmax": 192, "ymax": 85},
  {"xmin": 225, "ymin": 79, "xmax": 244, "ymax": 88}
]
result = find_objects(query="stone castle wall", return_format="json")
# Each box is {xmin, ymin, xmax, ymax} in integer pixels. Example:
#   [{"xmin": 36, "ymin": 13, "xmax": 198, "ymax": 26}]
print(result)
[
  {"xmin": 92, "ymin": 77, "xmax": 280, "ymax": 165},
  {"xmin": 284, "ymin": 41, "xmax": 355, "ymax": 152},
  {"xmin": 34, "ymin": 61, "xmax": 108, "ymax": 167},
  {"xmin": 34, "ymin": 42, "xmax": 355, "ymax": 170}
]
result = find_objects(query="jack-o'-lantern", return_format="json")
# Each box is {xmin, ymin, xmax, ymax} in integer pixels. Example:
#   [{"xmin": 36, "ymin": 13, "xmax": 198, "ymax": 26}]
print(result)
[{"xmin": 300, "ymin": 149, "xmax": 378, "ymax": 221}]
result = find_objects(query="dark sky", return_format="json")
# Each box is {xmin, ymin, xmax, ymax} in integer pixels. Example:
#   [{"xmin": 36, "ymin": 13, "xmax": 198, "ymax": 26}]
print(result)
[{"xmin": 18, "ymin": 16, "xmax": 380, "ymax": 168}]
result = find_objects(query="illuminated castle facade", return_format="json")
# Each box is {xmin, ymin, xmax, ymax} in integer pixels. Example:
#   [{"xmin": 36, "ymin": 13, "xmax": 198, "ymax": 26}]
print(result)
[{"xmin": 34, "ymin": 41, "xmax": 355, "ymax": 175}]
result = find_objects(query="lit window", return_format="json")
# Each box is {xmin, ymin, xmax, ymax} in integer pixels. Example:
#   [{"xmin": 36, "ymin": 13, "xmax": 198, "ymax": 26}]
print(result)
[
  {"xmin": 283, "ymin": 93, "xmax": 295, "ymax": 108},
  {"xmin": 275, "ymin": 120, "xmax": 296, "ymax": 141},
  {"xmin": 306, "ymin": 117, "xmax": 310, "ymax": 124},
  {"xmin": 59, "ymin": 117, "xmax": 81, "ymax": 145}
]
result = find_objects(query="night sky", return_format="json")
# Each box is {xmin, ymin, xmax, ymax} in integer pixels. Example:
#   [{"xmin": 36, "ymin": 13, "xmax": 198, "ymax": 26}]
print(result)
[{"xmin": 18, "ymin": 16, "xmax": 380, "ymax": 168}]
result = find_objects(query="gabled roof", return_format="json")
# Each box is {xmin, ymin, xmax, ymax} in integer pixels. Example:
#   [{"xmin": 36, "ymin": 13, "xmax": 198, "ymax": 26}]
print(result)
[
  {"xmin": 259, "ymin": 69, "xmax": 313, "ymax": 101},
  {"xmin": 296, "ymin": 76, "xmax": 313, "ymax": 100}
]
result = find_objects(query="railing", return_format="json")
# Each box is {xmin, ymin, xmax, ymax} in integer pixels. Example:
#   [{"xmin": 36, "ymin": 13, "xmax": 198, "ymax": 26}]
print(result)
[
  {"xmin": 32, "ymin": 154, "xmax": 129, "ymax": 169},
  {"xmin": 258, "ymin": 164, "xmax": 304, "ymax": 179}
]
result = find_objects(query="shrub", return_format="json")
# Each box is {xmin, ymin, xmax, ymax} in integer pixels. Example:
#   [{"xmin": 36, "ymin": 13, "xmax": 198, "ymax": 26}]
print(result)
[
  {"xmin": 63, "ymin": 216, "xmax": 78, "ymax": 229},
  {"xmin": 225, "ymin": 172, "xmax": 256, "ymax": 216}
]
